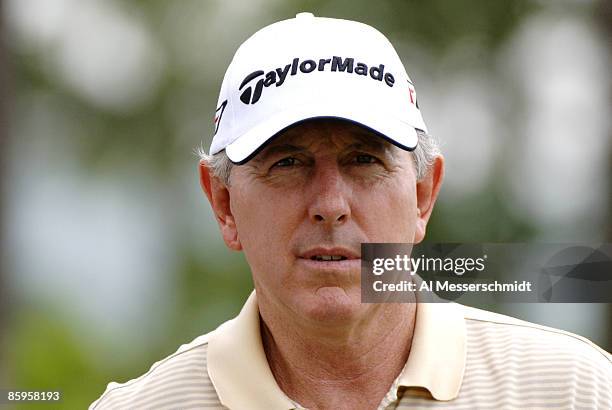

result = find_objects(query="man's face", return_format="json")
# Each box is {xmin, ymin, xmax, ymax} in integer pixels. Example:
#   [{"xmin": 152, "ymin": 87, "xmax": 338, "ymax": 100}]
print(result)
[{"xmin": 224, "ymin": 119, "xmax": 425, "ymax": 326}]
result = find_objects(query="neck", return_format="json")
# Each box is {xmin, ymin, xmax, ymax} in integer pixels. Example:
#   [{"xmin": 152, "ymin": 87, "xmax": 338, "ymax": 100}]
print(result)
[{"xmin": 260, "ymin": 301, "xmax": 416, "ymax": 410}]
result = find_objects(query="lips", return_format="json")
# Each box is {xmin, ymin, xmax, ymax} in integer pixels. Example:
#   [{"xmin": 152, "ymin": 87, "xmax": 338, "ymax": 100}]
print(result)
[
  {"xmin": 313, "ymin": 255, "xmax": 345, "ymax": 261},
  {"xmin": 295, "ymin": 247, "xmax": 361, "ymax": 276},
  {"xmin": 299, "ymin": 247, "xmax": 360, "ymax": 261}
]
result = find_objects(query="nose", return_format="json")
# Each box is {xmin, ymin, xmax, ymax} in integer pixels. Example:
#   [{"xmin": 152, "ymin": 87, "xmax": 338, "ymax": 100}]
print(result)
[{"xmin": 307, "ymin": 163, "xmax": 351, "ymax": 226}]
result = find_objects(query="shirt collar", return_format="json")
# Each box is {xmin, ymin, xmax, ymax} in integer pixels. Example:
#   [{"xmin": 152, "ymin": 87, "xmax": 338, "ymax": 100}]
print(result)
[
  {"xmin": 207, "ymin": 291, "xmax": 466, "ymax": 409},
  {"xmin": 397, "ymin": 301, "xmax": 467, "ymax": 400},
  {"xmin": 207, "ymin": 291, "xmax": 295, "ymax": 410}
]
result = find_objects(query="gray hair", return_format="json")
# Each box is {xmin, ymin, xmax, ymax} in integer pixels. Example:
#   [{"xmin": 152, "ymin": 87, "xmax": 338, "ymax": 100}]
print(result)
[{"xmin": 197, "ymin": 130, "xmax": 440, "ymax": 186}]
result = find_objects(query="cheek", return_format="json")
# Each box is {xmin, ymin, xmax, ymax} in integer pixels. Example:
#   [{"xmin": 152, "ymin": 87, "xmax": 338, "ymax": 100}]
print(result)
[
  {"xmin": 355, "ymin": 177, "xmax": 418, "ymax": 242},
  {"xmin": 230, "ymin": 185, "xmax": 302, "ymax": 270}
]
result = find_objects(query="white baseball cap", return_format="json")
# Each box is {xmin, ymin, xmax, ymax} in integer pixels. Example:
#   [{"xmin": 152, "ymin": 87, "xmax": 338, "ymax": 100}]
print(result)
[{"xmin": 209, "ymin": 12, "xmax": 427, "ymax": 164}]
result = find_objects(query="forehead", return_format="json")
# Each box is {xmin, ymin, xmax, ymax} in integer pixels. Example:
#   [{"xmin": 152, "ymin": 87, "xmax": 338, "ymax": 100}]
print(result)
[{"xmin": 262, "ymin": 118, "xmax": 393, "ymax": 153}]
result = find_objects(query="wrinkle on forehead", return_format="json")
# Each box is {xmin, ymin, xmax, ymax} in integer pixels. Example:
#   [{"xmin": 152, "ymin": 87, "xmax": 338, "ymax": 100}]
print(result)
[
  {"xmin": 260, "ymin": 119, "xmax": 405, "ymax": 160},
  {"xmin": 280, "ymin": 119, "xmax": 378, "ymax": 147}
]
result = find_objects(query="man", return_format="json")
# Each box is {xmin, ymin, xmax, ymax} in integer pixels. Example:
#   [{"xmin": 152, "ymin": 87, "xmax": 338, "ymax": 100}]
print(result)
[{"xmin": 91, "ymin": 13, "xmax": 611, "ymax": 410}]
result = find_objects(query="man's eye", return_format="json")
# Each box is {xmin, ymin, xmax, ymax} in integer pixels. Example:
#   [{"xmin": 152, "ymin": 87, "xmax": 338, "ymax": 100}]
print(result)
[
  {"xmin": 272, "ymin": 157, "xmax": 298, "ymax": 168},
  {"xmin": 354, "ymin": 154, "xmax": 378, "ymax": 164}
]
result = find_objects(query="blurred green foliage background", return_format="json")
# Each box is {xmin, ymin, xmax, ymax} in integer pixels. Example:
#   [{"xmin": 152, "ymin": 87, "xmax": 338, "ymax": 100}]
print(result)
[{"xmin": 1, "ymin": 0, "xmax": 610, "ymax": 408}]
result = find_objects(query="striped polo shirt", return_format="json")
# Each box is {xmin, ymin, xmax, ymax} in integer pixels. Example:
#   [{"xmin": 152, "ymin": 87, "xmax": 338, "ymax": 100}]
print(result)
[{"xmin": 90, "ymin": 291, "xmax": 611, "ymax": 409}]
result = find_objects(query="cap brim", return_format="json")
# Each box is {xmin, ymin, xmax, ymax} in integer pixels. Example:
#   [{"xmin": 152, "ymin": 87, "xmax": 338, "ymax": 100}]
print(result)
[{"xmin": 225, "ymin": 104, "xmax": 420, "ymax": 164}]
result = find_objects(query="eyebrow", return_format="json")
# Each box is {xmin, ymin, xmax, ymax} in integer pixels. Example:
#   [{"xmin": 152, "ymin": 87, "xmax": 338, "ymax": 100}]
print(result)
[
  {"xmin": 252, "ymin": 143, "xmax": 307, "ymax": 164},
  {"xmin": 253, "ymin": 129, "xmax": 393, "ymax": 163}
]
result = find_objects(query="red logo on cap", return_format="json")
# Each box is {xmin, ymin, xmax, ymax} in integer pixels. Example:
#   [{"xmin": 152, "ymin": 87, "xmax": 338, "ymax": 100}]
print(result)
[{"xmin": 213, "ymin": 100, "xmax": 228, "ymax": 135}]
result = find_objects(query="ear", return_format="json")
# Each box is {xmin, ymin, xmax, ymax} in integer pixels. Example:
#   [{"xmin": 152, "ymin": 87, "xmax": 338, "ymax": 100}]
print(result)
[
  {"xmin": 199, "ymin": 161, "xmax": 242, "ymax": 251},
  {"xmin": 414, "ymin": 155, "xmax": 444, "ymax": 243}
]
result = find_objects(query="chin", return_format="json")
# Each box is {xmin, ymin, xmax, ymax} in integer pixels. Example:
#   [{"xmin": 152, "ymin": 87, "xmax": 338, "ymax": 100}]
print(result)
[{"xmin": 299, "ymin": 286, "xmax": 364, "ymax": 324}]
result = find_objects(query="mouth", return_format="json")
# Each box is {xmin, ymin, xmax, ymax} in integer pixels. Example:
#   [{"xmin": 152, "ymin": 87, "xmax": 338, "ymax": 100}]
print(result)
[
  {"xmin": 299, "ymin": 247, "xmax": 360, "ymax": 261},
  {"xmin": 310, "ymin": 255, "xmax": 348, "ymax": 261},
  {"xmin": 297, "ymin": 247, "xmax": 361, "ymax": 270}
]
